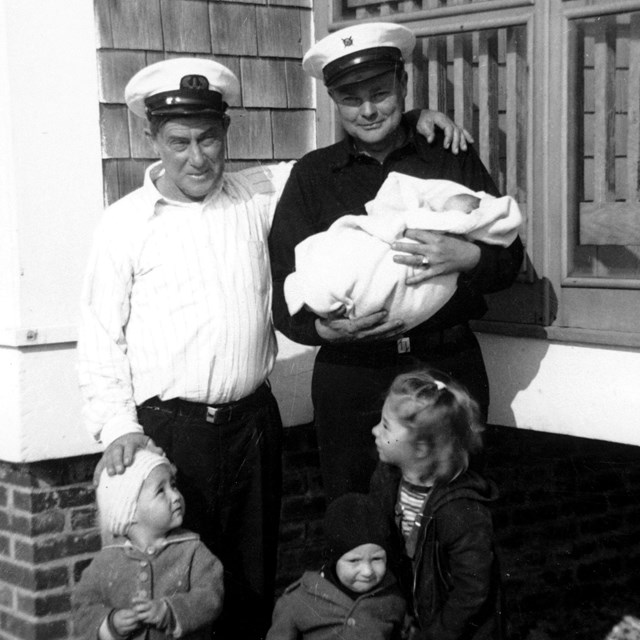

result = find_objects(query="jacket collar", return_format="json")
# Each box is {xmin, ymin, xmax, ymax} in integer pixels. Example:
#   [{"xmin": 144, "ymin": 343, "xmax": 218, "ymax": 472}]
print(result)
[
  {"xmin": 300, "ymin": 570, "xmax": 398, "ymax": 606},
  {"xmin": 103, "ymin": 527, "xmax": 200, "ymax": 558}
]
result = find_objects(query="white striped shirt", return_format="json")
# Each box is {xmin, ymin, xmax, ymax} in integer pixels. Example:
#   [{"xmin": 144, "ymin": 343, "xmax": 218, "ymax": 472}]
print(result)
[
  {"xmin": 398, "ymin": 479, "xmax": 432, "ymax": 542},
  {"xmin": 78, "ymin": 161, "xmax": 292, "ymax": 446}
]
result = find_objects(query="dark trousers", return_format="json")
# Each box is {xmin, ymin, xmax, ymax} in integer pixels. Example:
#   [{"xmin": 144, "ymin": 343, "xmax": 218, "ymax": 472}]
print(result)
[
  {"xmin": 312, "ymin": 324, "xmax": 489, "ymax": 502},
  {"xmin": 137, "ymin": 385, "xmax": 283, "ymax": 640}
]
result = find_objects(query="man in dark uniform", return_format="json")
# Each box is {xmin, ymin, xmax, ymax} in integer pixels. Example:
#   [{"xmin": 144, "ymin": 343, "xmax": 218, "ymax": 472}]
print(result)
[{"xmin": 268, "ymin": 23, "xmax": 524, "ymax": 502}]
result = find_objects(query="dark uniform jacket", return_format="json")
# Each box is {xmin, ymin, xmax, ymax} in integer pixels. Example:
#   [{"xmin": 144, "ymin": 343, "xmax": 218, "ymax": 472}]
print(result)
[
  {"xmin": 370, "ymin": 464, "xmax": 502, "ymax": 640},
  {"xmin": 268, "ymin": 113, "xmax": 524, "ymax": 347}
]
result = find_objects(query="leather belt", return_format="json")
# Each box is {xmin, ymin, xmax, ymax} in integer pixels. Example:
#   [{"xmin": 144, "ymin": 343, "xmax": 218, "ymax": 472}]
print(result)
[
  {"xmin": 328, "ymin": 323, "xmax": 474, "ymax": 358},
  {"xmin": 140, "ymin": 383, "xmax": 270, "ymax": 425},
  {"xmin": 397, "ymin": 323, "xmax": 474, "ymax": 354}
]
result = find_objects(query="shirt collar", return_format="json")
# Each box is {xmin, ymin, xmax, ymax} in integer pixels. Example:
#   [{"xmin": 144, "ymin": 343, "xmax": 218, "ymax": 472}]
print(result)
[
  {"xmin": 330, "ymin": 114, "xmax": 420, "ymax": 171},
  {"xmin": 141, "ymin": 161, "xmax": 168, "ymax": 217},
  {"xmin": 141, "ymin": 160, "xmax": 225, "ymax": 219}
]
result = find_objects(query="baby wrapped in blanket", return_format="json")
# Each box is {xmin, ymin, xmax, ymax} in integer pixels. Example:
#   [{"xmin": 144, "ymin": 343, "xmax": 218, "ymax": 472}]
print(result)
[{"xmin": 284, "ymin": 173, "xmax": 523, "ymax": 332}]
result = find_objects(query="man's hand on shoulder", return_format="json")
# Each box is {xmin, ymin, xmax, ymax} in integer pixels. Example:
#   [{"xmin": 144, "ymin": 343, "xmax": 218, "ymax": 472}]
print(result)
[
  {"xmin": 93, "ymin": 433, "xmax": 163, "ymax": 485},
  {"xmin": 415, "ymin": 109, "xmax": 474, "ymax": 155}
]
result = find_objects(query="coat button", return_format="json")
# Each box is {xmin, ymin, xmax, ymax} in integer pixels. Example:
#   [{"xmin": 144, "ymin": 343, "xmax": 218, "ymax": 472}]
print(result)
[
  {"xmin": 347, "ymin": 618, "xmax": 356, "ymax": 627},
  {"xmin": 139, "ymin": 572, "xmax": 149, "ymax": 581}
]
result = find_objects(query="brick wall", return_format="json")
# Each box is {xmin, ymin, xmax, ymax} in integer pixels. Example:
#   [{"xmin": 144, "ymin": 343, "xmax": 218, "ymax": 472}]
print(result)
[
  {"xmin": 0, "ymin": 456, "xmax": 101, "ymax": 640},
  {"xmin": 94, "ymin": 0, "xmax": 315, "ymax": 205},
  {"xmin": 484, "ymin": 426, "xmax": 640, "ymax": 640},
  {"xmin": 2, "ymin": 425, "xmax": 638, "ymax": 639},
  {"xmin": 278, "ymin": 424, "xmax": 640, "ymax": 640}
]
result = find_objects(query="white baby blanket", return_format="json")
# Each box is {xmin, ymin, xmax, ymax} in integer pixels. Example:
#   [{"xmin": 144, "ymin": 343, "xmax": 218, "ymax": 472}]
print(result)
[{"xmin": 284, "ymin": 174, "xmax": 522, "ymax": 331}]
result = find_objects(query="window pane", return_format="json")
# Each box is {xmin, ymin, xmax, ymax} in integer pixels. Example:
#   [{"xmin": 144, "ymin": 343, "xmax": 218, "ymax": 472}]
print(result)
[
  {"xmin": 569, "ymin": 12, "xmax": 640, "ymax": 281},
  {"xmin": 408, "ymin": 27, "xmax": 530, "ymax": 276},
  {"xmin": 339, "ymin": 0, "xmax": 511, "ymax": 21}
]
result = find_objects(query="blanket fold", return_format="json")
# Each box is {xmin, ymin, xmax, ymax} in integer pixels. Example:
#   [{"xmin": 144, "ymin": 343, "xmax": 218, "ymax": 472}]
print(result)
[{"xmin": 284, "ymin": 175, "xmax": 522, "ymax": 331}]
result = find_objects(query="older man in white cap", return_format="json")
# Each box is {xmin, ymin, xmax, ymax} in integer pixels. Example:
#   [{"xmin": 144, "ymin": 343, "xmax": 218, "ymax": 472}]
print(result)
[
  {"xmin": 268, "ymin": 23, "xmax": 524, "ymax": 502},
  {"xmin": 77, "ymin": 57, "xmax": 293, "ymax": 640}
]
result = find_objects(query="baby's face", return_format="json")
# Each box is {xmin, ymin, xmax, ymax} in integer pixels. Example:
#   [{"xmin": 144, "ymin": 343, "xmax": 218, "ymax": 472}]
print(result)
[
  {"xmin": 335, "ymin": 543, "xmax": 386, "ymax": 593},
  {"xmin": 443, "ymin": 193, "xmax": 481, "ymax": 213}
]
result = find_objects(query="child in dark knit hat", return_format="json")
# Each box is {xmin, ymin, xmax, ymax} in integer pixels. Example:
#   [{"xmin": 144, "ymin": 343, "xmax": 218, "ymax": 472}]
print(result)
[
  {"xmin": 72, "ymin": 449, "xmax": 224, "ymax": 640},
  {"xmin": 266, "ymin": 492, "xmax": 406, "ymax": 640}
]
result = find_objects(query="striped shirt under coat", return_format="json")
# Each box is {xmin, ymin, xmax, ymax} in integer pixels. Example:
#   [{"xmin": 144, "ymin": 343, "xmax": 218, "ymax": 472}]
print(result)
[{"xmin": 78, "ymin": 161, "xmax": 292, "ymax": 447}]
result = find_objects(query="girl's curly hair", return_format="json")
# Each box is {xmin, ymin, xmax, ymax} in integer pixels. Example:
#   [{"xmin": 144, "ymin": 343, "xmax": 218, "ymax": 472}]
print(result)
[{"xmin": 386, "ymin": 369, "xmax": 484, "ymax": 483}]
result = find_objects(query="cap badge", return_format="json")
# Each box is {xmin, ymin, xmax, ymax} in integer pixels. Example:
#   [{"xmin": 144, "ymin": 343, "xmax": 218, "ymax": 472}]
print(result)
[
  {"xmin": 180, "ymin": 74, "xmax": 209, "ymax": 92},
  {"xmin": 342, "ymin": 36, "xmax": 353, "ymax": 47}
]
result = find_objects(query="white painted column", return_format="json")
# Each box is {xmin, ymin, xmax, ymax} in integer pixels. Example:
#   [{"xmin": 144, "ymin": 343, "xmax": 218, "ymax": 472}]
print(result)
[{"xmin": 0, "ymin": 0, "xmax": 104, "ymax": 461}]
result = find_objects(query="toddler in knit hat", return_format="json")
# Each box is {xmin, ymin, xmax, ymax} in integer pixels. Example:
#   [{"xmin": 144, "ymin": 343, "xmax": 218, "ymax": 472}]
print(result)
[
  {"xmin": 72, "ymin": 449, "xmax": 224, "ymax": 640},
  {"xmin": 266, "ymin": 493, "xmax": 406, "ymax": 640}
]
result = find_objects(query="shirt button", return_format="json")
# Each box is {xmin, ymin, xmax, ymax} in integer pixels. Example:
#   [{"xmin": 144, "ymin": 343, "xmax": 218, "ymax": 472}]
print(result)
[
  {"xmin": 139, "ymin": 572, "xmax": 149, "ymax": 581},
  {"xmin": 347, "ymin": 618, "xmax": 356, "ymax": 627},
  {"xmin": 140, "ymin": 561, "xmax": 148, "ymax": 567},
  {"xmin": 146, "ymin": 547, "xmax": 155, "ymax": 555}
]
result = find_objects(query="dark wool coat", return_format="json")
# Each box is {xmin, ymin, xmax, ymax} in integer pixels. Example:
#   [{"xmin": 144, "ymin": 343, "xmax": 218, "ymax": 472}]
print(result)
[
  {"xmin": 266, "ymin": 570, "xmax": 406, "ymax": 640},
  {"xmin": 370, "ymin": 464, "xmax": 502, "ymax": 640},
  {"xmin": 72, "ymin": 529, "xmax": 224, "ymax": 640}
]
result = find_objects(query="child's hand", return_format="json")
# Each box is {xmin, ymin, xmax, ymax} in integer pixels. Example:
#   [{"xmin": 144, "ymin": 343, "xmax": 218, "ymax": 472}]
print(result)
[
  {"xmin": 111, "ymin": 608, "xmax": 141, "ymax": 636},
  {"xmin": 131, "ymin": 595, "xmax": 169, "ymax": 629},
  {"xmin": 402, "ymin": 623, "xmax": 421, "ymax": 640},
  {"xmin": 401, "ymin": 613, "xmax": 419, "ymax": 640}
]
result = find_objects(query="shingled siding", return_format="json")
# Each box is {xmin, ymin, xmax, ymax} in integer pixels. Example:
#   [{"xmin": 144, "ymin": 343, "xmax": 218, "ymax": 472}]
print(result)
[
  {"xmin": 0, "ymin": 425, "xmax": 638, "ymax": 639},
  {"xmin": 94, "ymin": 0, "xmax": 315, "ymax": 205}
]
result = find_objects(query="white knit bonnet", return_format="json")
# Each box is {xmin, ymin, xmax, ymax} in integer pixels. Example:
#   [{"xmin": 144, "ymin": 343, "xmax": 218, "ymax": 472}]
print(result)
[{"xmin": 96, "ymin": 449, "xmax": 172, "ymax": 537}]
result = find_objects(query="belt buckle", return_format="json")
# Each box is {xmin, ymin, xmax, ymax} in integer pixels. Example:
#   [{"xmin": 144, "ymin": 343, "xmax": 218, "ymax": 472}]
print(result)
[
  {"xmin": 206, "ymin": 406, "xmax": 232, "ymax": 424},
  {"xmin": 397, "ymin": 337, "xmax": 411, "ymax": 354}
]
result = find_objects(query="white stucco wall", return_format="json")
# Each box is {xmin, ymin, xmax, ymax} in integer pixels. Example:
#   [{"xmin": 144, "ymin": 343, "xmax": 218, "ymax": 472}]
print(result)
[
  {"xmin": 270, "ymin": 334, "xmax": 317, "ymax": 428},
  {"xmin": 479, "ymin": 333, "xmax": 640, "ymax": 447},
  {"xmin": 271, "ymin": 333, "xmax": 640, "ymax": 449}
]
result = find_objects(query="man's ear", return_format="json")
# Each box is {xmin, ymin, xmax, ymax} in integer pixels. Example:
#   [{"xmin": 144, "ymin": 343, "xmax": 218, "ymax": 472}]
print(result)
[{"xmin": 400, "ymin": 70, "xmax": 409, "ymax": 99}]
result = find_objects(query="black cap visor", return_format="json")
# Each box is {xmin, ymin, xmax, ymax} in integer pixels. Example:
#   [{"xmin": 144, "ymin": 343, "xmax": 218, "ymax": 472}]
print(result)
[
  {"xmin": 144, "ymin": 89, "xmax": 227, "ymax": 119},
  {"xmin": 323, "ymin": 46, "xmax": 404, "ymax": 88}
]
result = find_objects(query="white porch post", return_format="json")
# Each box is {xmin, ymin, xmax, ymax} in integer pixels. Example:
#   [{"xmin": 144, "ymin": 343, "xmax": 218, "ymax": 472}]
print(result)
[{"xmin": 0, "ymin": 0, "xmax": 104, "ymax": 461}]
